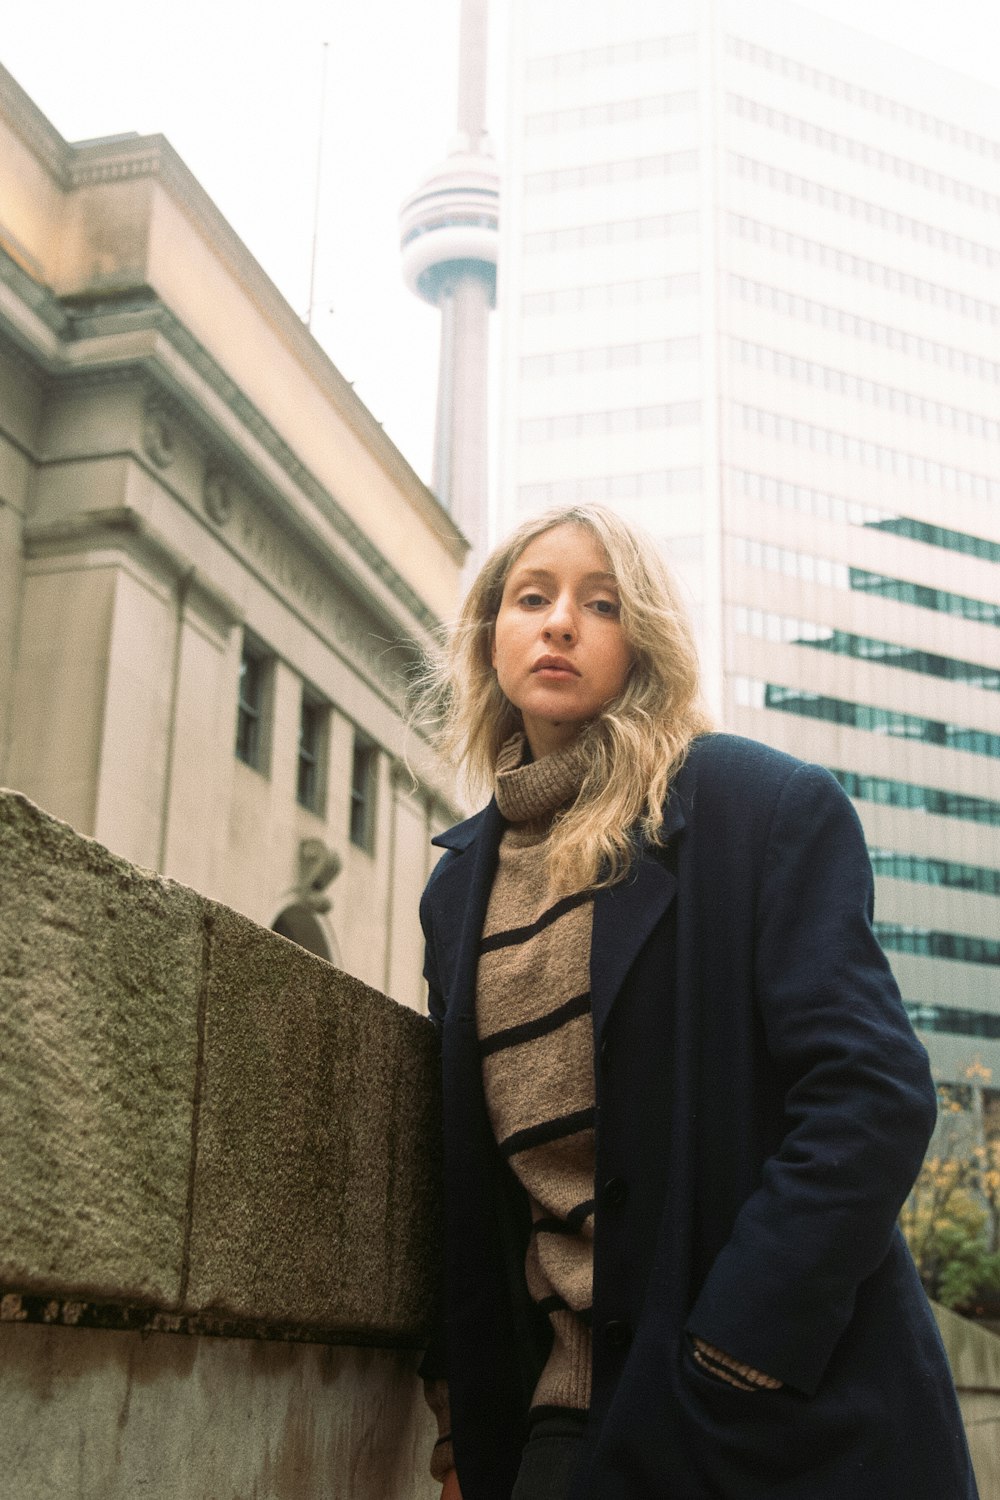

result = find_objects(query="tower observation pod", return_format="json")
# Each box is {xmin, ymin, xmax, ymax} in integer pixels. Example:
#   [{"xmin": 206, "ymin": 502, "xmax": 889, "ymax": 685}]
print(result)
[{"xmin": 399, "ymin": 0, "xmax": 499, "ymax": 565}]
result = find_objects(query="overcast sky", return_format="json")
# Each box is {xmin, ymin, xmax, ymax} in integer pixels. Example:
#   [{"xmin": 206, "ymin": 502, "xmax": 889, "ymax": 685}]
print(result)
[{"xmin": 3, "ymin": 0, "xmax": 999, "ymax": 485}]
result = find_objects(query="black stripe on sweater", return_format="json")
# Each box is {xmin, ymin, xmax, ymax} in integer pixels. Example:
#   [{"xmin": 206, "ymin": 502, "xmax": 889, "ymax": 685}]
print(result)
[
  {"xmin": 479, "ymin": 889, "xmax": 593, "ymax": 955},
  {"xmin": 479, "ymin": 991, "xmax": 592, "ymax": 1058},
  {"xmin": 533, "ymin": 1198, "xmax": 596, "ymax": 1236},
  {"xmin": 534, "ymin": 1294, "xmax": 593, "ymax": 1327},
  {"xmin": 499, "ymin": 1106, "xmax": 595, "ymax": 1160}
]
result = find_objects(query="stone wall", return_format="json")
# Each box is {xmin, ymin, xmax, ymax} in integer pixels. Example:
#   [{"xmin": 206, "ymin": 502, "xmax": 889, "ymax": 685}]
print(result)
[
  {"xmin": 0, "ymin": 788, "xmax": 441, "ymax": 1498},
  {"xmin": 2, "ymin": 786, "xmax": 1000, "ymax": 1498},
  {"xmin": 934, "ymin": 1304, "xmax": 1000, "ymax": 1500}
]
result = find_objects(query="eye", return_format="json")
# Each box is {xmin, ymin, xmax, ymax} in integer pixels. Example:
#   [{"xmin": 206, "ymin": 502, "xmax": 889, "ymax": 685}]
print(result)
[
  {"xmin": 589, "ymin": 597, "xmax": 621, "ymax": 617},
  {"xmin": 518, "ymin": 591, "xmax": 548, "ymax": 608}
]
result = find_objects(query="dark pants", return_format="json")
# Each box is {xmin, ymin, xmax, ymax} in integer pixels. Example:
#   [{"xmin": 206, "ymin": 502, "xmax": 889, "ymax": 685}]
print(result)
[{"xmin": 511, "ymin": 1414, "xmax": 587, "ymax": 1500}]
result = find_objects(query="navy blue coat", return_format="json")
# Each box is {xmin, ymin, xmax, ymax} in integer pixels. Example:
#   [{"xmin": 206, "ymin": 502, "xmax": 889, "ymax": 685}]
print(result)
[{"xmin": 420, "ymin": 734, "xmax": 978, "ymax": 1499}]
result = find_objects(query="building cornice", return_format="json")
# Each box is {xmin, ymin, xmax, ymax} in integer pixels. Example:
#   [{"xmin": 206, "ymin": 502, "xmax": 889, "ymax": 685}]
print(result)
[
  {"xmin": 22, "ymin": 507, "xmax": 241, "ymax": 630},
  {"xmin": 0, "ymin": 65, "xmax": 465, "ymax": 562},
  {"xmin": 0, "ymin": 252, "xmax": 451, "ymax": 639},
  {"xmin": 0, "ymin": 62, "xmax": 71, "ymax": 184},
  {"xmin": 61, "ymin": 133, "xmax": 466, "ymax": 561}
]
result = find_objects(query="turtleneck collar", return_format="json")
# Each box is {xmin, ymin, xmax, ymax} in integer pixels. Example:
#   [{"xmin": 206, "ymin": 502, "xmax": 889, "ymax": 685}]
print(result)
[{"xmin": 494, "ymin": 732, "xmax": 587, "ymax": 826}]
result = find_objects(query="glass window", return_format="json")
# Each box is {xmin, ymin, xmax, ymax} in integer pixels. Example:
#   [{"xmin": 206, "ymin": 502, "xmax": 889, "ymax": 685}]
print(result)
[
  {"xmin": 904, "ymin": 1004, "xmax": 1000, "ymax": 1040},
  {"xmin": 867, "ymin": 848, "xmax": 1000, "ymax": 896},
  {"xmin": 349, "ymin": 734, "xmax": 378, "ymax": 853},
  {"xmin": 235, "ymin": 637, "xmax": 270, "ymax": 772},
  {"xmin": 876, "ymin": 925, "xmax": 1000, "ymax": 967},
  {"xmin": 748, "ymin": 679, "xmax": 1000, "ymax": 760},
  {"xmin": 832, "ymin": 769, "xmax": 1000, "ymax": 824},
  {"xmin": 297, "ymin": 692, "xmax": 328, "ymax": 814}
]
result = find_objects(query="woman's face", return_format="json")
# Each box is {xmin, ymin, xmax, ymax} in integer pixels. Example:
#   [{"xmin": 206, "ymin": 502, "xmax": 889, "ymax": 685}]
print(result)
[{"xmin": 491, "ymin": 523, "xmax": 632, "ymax": 759}]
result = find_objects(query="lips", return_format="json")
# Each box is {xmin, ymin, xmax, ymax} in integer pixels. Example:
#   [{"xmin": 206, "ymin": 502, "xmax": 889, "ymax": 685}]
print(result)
[{"xmin": 532, "ymin": 655, "xmax": 580, "ymax": 676}]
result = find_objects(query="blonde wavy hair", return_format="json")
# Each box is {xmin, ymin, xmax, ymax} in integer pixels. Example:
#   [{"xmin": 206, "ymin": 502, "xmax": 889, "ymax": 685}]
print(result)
[{"xmin": 423, "ymin": 504, "xmax": 712, "ymax": 891}]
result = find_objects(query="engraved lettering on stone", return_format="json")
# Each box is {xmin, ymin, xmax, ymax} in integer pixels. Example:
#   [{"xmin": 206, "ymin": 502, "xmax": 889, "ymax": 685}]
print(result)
[{"xmin": 236, "ymin": 508, "xmax": 405, "ymax": 698}]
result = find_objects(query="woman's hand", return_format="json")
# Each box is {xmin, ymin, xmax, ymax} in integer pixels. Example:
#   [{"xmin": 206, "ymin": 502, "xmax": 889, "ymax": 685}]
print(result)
[{"xmin": 441, "ymin": 1468, "xmax": 464, "ymax": 1500}]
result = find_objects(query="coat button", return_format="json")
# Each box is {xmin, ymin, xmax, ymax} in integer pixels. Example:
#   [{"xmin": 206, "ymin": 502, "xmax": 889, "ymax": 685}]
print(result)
[
  {"xmin": 602, "ymin": 1176, "xmax": 627, "ymax": 1209},
  {"xmin": 603, "ymin": 1319, "xmax": 632, "ymax": 1351}
]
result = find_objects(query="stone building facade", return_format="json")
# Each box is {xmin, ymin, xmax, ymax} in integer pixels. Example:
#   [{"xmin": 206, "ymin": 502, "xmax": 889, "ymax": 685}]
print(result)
[{"xmin": 0, "ymin": 63, "xmax": 465, "ymax": 1009}]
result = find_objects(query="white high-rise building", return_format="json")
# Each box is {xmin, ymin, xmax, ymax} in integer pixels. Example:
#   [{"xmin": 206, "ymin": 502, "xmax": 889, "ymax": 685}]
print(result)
[{"xmin": 498, "ymin": 0, "xmax": 1000, "ymax": 1090}]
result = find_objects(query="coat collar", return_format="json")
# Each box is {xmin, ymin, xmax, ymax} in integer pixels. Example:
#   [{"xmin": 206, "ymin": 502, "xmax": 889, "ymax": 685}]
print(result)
[
  {"xmin": 429, "ymin": 790, "xmax": 686, "ymax": 1041},
  {"xmin": 431, "ymin": 805, "xmax": 494, "ymax": 853}
]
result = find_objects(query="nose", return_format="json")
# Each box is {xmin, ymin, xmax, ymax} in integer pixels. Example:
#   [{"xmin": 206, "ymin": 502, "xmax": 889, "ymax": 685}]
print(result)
[{"xmin": 543, "ymin": 593, "xmax": 576, "ymax": 642}]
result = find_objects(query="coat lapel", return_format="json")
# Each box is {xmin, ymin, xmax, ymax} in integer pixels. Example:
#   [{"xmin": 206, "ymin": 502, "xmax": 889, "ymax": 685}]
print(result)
[
  {"xmin": 590, "ymin": 795, "xmax": 685, "ymax": 1043},
  {"xmin": 430, "ymin": 788, "xmax": 686, "ymax": 1044},
  {"xmin": 430, "ymin": 798, "xmax": 505, "ymax": 1025}
]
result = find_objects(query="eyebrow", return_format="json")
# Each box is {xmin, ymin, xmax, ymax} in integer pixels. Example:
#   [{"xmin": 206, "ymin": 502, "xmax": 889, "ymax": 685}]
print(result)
[{"xmin": 509, "ymin": 566, "xmax": 618, "ymax": 587}]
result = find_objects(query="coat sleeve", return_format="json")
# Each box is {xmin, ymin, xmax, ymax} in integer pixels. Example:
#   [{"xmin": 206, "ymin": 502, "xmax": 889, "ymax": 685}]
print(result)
[{"xmin": 685, "ymin": 762, "xmax": 937, "ymax": 1396}]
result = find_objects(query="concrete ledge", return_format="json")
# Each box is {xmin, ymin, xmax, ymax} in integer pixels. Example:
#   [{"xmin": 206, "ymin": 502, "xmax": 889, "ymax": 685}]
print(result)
[
  {"xmin": 0, "ymin": 1320, "xmax": 437, "ymax": 1500},
  {"xmin": 933, "ymin": 1305, "xmax": 1000, "ymax": 1500},
  {"xmin": 0, "ymin": 788, "xmax": 442, "ymax": 1343}
]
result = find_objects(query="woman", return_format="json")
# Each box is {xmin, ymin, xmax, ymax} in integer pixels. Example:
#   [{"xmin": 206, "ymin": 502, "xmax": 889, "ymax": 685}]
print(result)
[{"xmin": 418, "ymin": 504, "xmax": 977, "ymax": 1500}]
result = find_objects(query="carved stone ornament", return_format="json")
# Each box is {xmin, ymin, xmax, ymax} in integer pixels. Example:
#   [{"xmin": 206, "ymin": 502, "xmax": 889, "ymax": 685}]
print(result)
[
  {"xmin": 294, "ymin": 839, "xmax": 342, "ymax": 915},
  {"xmin": 203, "ymin": 468, "xmax": 234, "ymax": 526},
  {"xmin": 142, "ymin": 401, "xmax": 176, "ymax": 469}
]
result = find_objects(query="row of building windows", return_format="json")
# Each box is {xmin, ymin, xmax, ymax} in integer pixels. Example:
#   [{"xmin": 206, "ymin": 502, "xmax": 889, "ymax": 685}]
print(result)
[
  {"xmin": 864, "ymin": 514, "xmax": 1000, "ymax": 563},
  {"xmin": 729, "ymin": 273, "xmax": 1000, "ymax": 387},
  {"xmin": 732, "ymin": 471, "xmax": 1000, "ymax": 565},
  {"xmin": 235, "ymin": 638, "xmax": 378, "ymax": 852},
  {"xmin": 875, "ymin": 924, "xmax": 1000, "ymax": 968},
  {"xmin": 728, "ymin": 214, "xmax": 1000, "ymax": 330},
  {"xmin": 904, "ymin": 1003, "xmax": 1000, "ymax": 1040},
  {"xmin": 520, "ymin": 401, "xmax": 701, "ymax": 444},
  {"xmin": 850, "ymin": 569, "xmax": 1000, "ymax": 625},
  {"xmin": 525, "ymin": 149, "xmax": 698, "ymax": 196},
  {"xmin": 728, "ymin": 93, "xmax": 1000, "ymax": 217},
  {"xmin": 526, "ymin": 90, "xmax": 696, "ymax": 136},
  {"xmin": 523, "ymin": 271, "xmax": 699, "ymax": 317},
  {"xmin": 733, "ymin": 536, "xmax": 1000, "ymax": 627},
  {"xmin": 526, "ymin": 31, "xmax": 697, "ymax": 80},
  {"xmin": 518, "ymin": 468, "xmax": 701, "ymax": 508},
  {"xmin": 730, "ymin": 340, "xmax": 1000, "ymax": 443},
  {"xmin": 730, "ymin": 154, "xmax": 1000, "ymax": 269},
  {"xmin": 521, "ymin": 335, "xmax": 699, "ymax": 380},
  {"xmin": 869, "ymin": 848, "xmax": 1000, "ymax": 897},
  {"xmin": 524, "ymin": 210, "xmax": 698, "ymax": 255},
  {"xmin": 831, "ymin": 767, "xmax": 1000, "ymax": 827},
  {"xmin": 733, "ymin": 677, "xmax": 1000, "ymax": 760},
  {"xmin": 726, "ymin": 34, "xmax": 1000, "ymax": 163},
  {"xmin": 732, "ymin": 607, "xmax": 1000, "ymax": 691},
  {"xmin": 733, "ymin": 403, "xmax": 1000, "ymax": 504}
]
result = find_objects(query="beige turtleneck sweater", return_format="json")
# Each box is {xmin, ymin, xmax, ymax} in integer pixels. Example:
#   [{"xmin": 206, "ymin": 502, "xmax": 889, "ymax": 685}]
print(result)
[
  {"xmin": 426, "ymin": 736, "xmax": 596, "ymax": 1482},
  {"xmin": 479, "ymin": 735, "xmax": 596, "ymax": 1414}
]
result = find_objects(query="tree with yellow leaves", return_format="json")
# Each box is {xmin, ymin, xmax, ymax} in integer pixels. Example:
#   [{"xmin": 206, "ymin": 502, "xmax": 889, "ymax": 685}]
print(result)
[{"xmin": 900, "ymin": 1058, "xmax": 1000, "ymax": 1313}]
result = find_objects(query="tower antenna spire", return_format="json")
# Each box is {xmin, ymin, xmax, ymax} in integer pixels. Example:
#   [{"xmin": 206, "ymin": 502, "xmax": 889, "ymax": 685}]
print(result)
[
  {"xmin": 306, "ymin": 40, "xmax": 331, "ymax": 331},
  {"xmin": 399, "ymin": 0, "xmax": 498, "ymax": 569}
]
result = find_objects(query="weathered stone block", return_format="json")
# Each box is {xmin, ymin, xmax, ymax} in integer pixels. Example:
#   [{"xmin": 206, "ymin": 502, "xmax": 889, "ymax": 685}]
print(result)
[
  {"xmin": 933, "ymin": 1305, "xmax": 1000, "ymax": 1500},
  {"xmin": 0, "ymin": 1320, "xmax": 438, "ymax": 1500},
  {"xmin": 0, "ymin": 791, "xmax": 203, "ymax": 1305},
  {"xmin": 184, "ymin": 903, "xmax": 442, "ymax": 1340}
]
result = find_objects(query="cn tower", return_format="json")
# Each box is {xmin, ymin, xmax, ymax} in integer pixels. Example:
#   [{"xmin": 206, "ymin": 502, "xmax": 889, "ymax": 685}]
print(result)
[{"xmin": 399, "ymin": 0, "xmax": 499, "ymax": 565}]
